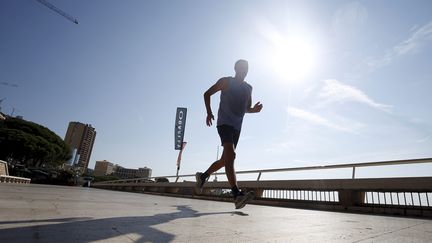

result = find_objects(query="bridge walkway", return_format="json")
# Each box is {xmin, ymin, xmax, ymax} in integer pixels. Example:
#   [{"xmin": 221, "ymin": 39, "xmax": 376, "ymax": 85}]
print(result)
[{"xmin": 0, "ymin": 184, "xmax": 431, "ymax": 242}]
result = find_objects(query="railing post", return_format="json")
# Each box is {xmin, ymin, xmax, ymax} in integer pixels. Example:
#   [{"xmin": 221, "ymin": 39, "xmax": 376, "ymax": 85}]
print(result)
[
  {"xmin": 257, "ymin": 172, "xmax": 262, "ymax": 181},
  {"xmin": 252, "ymin": 188, "xmax": 264, "ymax": 198},
  {"xmin": 352, "ymin": 166, "xmax": 356, "ymax": 179},
  {"xmin": 338, "ymin": 190, "xmax": 365, "ymax": 209}
]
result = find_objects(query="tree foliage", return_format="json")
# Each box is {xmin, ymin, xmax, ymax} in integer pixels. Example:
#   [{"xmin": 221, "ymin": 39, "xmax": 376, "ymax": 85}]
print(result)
[{"xmin": 0, "ymin": 117, "xmax": 71, "ymax": 167}]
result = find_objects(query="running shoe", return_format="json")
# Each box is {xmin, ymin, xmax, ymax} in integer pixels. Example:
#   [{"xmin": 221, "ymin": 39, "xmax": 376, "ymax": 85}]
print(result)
[
  {"xmin": 195, "ymin": 172, "xmax": 207, "ymax": 192},
  {"xmin": 235, "ymin": 191, "xmax": 255, "ymax": 209}
]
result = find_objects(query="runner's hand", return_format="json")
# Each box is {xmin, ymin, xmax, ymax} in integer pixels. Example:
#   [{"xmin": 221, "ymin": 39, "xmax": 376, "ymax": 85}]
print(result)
[
  {"xmin": 206, "ymin": 113, "xmax": 214, "ymax": 126},
  {"xmin": 251, "ymin": 102, "xmax": 263, "ymax": 113}
]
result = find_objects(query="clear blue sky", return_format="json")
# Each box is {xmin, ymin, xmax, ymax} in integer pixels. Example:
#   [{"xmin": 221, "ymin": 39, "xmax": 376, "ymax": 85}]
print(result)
[{"xmin": 1, "ymin": 0, "xmax": 431, "ymax": 180}]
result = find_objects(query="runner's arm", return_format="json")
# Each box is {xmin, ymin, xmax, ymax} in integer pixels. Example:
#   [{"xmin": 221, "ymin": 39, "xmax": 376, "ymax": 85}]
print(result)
[
  {"xmin": 204, "ymin": 78, "xmax": 228, "ymax": 126},
  {"xmin": 247, "ymin": 92, "xmax": 263, "ymax": 113}
]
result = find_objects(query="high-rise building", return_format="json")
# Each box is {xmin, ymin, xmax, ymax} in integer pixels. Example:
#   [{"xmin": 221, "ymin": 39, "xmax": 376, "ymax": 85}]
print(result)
[
  {"xmin": 64, "ymin": 122, "xmax": 96, "ymax": 172},
  {"xmin": 93, "ymin": 160, "xmax": 115, "ymax": 176}
]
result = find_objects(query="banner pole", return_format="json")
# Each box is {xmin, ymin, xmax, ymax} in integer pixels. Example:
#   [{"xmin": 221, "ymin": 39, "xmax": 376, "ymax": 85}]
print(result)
[
  {"xmin": 175, "ymin": 141, "xmax": 186, "ymax": 182},
  {"xmin": 175, "ymin": 166, "xmax": 180, "ymax": 182},
  {"xmin": 175, "ymin": 150, "xmax": 181, "ymax": 182},
  {"xmin": 214, "ymin": 145, "xmax": 219, "ymax": 181}
]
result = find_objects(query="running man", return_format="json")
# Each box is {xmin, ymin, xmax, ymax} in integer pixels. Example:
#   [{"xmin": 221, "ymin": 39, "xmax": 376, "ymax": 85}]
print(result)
[{"xmin": 196, "ymin": 59, "xmax": 263, "ymax": 209}]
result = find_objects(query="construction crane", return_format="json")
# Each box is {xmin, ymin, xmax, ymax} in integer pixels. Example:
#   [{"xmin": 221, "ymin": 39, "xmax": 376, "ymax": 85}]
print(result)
[{"xmin": 35, "ymin": 0, "xmax": 78, "ymax": 24}]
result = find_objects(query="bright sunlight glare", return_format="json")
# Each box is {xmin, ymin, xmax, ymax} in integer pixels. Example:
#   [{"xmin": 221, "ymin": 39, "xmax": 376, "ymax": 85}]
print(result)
[{"xmin": 271, "ymin": 37, "xmax": 318, "ymax": 82}]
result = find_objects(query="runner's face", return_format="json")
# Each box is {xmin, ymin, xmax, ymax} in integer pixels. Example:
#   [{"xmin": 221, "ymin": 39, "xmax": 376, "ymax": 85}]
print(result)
[{"xmin": 235, "ymin": 63, "xmax": 248, "ymax": 79}]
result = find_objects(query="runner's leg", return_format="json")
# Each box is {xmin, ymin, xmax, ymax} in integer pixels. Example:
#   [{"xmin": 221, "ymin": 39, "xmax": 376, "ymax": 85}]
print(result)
[
  {"xmin": 204, "ymin": 158, "xmax": 225, "ymax": 175},
  {"xmin": 201, "ymin": 143, "xmax": 237, "ymax": 186}
]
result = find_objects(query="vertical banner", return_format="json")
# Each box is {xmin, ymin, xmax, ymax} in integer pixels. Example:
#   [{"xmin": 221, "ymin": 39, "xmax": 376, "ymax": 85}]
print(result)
[{"xmin": 174, "ymin": 107, "xmax": 187, "ymax": 150}]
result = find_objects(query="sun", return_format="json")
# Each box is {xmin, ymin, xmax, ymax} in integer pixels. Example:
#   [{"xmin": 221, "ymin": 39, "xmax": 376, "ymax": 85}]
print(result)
[{"xmin": 270, "ymin": 37, "xmax": 318, "ymax": 82}]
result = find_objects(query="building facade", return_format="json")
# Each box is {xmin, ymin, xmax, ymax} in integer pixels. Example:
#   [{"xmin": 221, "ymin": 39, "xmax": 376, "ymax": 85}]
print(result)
[
  {"xmin": 113, "ymin": 166, "xmax": 152, "ymax": 179},
  {"xmin": 64, "ymin": 122, "xmax": 96, "ymax": 172},
  {"xmin": 93, "ymin": 160, "xmax": 115, "ymax": 176}
]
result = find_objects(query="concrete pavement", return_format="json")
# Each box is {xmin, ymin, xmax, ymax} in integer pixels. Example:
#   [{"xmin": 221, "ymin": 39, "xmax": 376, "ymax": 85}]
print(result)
[{"xmin": 0, "ymin": 183, "xmax": 431, "ymax": 242}]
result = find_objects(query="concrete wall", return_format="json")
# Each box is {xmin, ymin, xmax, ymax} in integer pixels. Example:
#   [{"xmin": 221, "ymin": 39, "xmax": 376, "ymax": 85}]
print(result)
[
  {"xmin": 0, "ymin": 160, "xmax": 8, "ymax": 176},
  {"xmin": 93, "ymin": 177, "xmax": 432, "ymax": 218}
]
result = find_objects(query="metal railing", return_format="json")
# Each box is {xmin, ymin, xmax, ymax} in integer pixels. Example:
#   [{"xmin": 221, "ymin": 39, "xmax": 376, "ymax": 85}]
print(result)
[
  {"xmin": 93, "ymin": 158, "xmax": 432, "ymax": 217},
  {"xmin": 262, "ymin": 190, "xmax": 339, "ymax": 203},
  {"xmin": 365, "ymin": 191, "xmax": 431, "ymax": 207},
  {"xmin": 99, "ymin": 157, "xmax": 432, "ymax": 184}
]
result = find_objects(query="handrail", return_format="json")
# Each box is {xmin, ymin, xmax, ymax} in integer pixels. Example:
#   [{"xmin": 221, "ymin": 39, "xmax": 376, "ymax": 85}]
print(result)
[{"xmin": 96, "ymin": 157, "xmax": 432, "ymax": 184}]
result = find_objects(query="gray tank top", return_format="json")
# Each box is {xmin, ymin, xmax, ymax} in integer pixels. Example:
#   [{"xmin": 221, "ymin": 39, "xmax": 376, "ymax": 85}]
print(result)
[{"xmin": 217, "ymin": 77, "xmax": 252, "ymax": 130}]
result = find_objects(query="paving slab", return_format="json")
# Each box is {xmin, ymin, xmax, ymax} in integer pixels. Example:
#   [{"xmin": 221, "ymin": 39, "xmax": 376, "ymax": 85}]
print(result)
[{"xmin": 0, "ymin": 183, "xmax": 431, "ymax": 243}]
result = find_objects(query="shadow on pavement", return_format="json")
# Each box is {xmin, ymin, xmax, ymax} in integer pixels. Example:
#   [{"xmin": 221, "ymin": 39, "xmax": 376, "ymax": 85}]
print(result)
[
  {"xmin": 0, "ymin": 205, "xmax": 247, "ymax": 243},
  {"xmin": 0, "ymin": 217, "xmax": 93, "ymax": 225}
]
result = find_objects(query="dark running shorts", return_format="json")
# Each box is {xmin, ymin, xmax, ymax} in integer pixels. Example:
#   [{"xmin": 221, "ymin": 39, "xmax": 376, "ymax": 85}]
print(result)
[{"xmin": 217, "ymin": 125, "xmax": 241, "ymax": 148}]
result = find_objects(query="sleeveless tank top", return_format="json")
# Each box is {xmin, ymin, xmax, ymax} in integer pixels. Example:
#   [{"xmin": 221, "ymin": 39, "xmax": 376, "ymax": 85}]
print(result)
[{"xmin": 217, "ymin": 77, "xmax": 252, "ymax": 130}]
